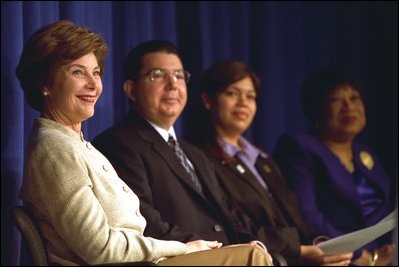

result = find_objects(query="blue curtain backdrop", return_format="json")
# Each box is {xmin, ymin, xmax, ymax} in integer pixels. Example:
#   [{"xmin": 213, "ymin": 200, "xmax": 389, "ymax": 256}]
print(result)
[{"xmin": 1, "ymin": 1, "xmax": 397, "ymax": 265}]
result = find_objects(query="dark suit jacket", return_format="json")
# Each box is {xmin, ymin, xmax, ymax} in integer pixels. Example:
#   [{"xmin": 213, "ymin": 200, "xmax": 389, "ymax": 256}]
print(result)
[
  {"xmin": 204, "ymin": 144, "xmax": 314, "ymax": 259},
  {"xmin": 273, "ymin": 133, "xmax": 395, "ymax": 251},
  {"xmin": 93, "ymin": 110, "xmax": 248, "ymax": 244}
]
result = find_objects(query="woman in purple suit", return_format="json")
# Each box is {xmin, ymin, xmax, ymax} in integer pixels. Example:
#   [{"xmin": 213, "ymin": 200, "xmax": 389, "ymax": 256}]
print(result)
[{"xmin": 273, "ymin": 68, "xmax": 395, "ymax": 266}]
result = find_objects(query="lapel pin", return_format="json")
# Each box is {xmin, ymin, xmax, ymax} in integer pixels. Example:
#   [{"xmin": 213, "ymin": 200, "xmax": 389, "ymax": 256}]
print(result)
[
  {"xmin": 263, "ymin": 164, "xmax": 272, "ymax": 173},
  {"xmin": 236, "ymin": 164, "xmax": 245, "ymax": 174}
]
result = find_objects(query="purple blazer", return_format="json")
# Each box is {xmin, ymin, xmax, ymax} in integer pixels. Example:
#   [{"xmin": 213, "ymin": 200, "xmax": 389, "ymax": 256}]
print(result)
[{"xmin": 273, "ymin": 133, "xmax": 395, "ymax": 252}]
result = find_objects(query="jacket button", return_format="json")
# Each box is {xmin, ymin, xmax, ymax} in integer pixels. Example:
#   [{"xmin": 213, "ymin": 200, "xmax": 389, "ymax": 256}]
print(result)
[
  {"xmin": 86, "ymin": 142, "xmax": 92, "ymax": 150},
  {"xmin": 213, "ymin": 224, "xmax": 222, "ymax": 232},
  {"xmin": 123, "ymin": 186, "xmax": 130, "ymax": 192},
  {"xmin": 102, "ymin": 165, "xmax": 108, "ymax": 172}
]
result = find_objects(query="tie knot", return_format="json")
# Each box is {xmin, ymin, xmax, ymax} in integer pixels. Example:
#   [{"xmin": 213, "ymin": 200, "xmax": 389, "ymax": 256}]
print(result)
[{"xmin": 168, "ymin": 135, "xmax": 176, "ymax": 148}]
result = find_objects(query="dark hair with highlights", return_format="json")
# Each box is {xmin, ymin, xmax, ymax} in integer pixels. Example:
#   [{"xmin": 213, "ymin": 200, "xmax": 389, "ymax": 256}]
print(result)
[
  {"xmin": 189, "ymin": 60, "xmax": 260, "ymax": 161},
  {"xmin": 16, "ymin": 20, "xmax": 108, "ymax": 111},
  {"xmin": 199, "ymin": 60, "xmax": 260, "ymax": 100}
]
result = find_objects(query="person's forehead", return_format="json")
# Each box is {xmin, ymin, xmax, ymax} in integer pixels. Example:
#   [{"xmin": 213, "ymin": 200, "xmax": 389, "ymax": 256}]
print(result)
[
  {"xmin": 329, "ymin": 84, "xmax": 359, "ymax": 95},
  {"xmin": 141, "ymin": 52, "xmax": 183, "ymax": 69}
]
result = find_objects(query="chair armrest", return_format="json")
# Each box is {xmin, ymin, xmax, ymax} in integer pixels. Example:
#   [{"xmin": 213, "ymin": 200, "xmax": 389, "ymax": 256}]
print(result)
[
  {"xmin": 272, "ymin": 253, "xmax": 288, "ymax": 266},
  {"xmin": 95, "ymin": 261, "xmax": 157, "ymax": 266}
]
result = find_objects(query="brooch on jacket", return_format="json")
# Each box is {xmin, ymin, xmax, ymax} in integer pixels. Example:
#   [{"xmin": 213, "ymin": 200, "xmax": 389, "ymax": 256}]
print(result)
[{"xmin": 360, "ymin": 151, "xmax": 374, "ymax": 170}]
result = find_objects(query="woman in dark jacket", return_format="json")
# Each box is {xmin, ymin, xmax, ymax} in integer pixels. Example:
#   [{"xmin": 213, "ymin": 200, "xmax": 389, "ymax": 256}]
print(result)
[{"xmin": 187, "ymin": 60, "xmax": 353, "ymax": 266}]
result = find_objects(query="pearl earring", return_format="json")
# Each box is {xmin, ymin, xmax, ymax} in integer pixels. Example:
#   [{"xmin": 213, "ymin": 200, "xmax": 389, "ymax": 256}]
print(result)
[{"xmin": 43, "ymin": 91, "xmax": 49, "ymax": 96}]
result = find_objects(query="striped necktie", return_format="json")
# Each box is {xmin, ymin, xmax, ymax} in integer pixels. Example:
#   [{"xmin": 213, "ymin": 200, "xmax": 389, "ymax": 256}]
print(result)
[{"xmin": 168, "ymin": 135, "xmax": 202, "ymax": 192}]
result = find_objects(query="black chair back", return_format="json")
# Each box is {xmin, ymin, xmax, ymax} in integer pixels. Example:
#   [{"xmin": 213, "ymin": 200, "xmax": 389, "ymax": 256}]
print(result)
[{"xmin": 12, "ymin": 206, "xmax": 48, "ymax": 266}]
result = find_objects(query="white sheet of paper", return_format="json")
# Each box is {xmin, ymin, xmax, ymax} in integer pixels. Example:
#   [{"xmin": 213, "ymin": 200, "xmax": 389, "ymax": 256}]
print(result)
[{"xmin": 317, "ymin": 210, "xmax": 397, "ymax": 254}]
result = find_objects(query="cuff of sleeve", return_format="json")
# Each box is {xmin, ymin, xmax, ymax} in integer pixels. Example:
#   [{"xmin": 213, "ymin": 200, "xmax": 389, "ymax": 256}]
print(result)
[{"xmin": 252, "ymin": 240, "xmax": 268, "ymax": 252}]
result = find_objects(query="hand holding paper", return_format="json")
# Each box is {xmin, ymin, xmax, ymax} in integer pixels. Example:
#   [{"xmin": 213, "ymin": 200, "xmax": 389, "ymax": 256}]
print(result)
[{"xmin": 317, "ymin": 210, "xmax": 397, "ymax": 254}]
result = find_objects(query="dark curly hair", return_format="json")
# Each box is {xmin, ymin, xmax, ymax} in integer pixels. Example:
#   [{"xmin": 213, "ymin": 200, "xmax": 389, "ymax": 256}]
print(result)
[{"xmin": 300, "ymin": 68, "xmax": 363, "ymax": 133}]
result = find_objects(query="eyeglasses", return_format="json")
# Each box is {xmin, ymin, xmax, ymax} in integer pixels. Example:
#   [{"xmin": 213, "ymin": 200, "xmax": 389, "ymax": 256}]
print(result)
[{"xmin": 142, "ymin": 68, "xmax": 191, "ymax": 84}]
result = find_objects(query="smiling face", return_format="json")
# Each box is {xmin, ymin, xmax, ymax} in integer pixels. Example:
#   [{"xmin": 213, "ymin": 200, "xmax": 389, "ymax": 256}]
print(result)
[
  {"xmin": 206, "ymin": 76, "xmax": 257, "ymax": 143},
  {"xmin": 320, "ymin": 84, "xmax": 366, "ymax": 142},
  {"xmin": 42, "ymin": 52, "xmax": 102, "ymax": 131},
  {"xmin": 125, "ymin": 52, "xmax": 187, "ymax": 130}
]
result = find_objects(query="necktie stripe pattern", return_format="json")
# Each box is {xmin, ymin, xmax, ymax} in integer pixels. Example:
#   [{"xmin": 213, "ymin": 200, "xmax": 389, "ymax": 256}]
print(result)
[{"xmin": 168, "ymin": 135, "xmax": 202, "ymax": 192}]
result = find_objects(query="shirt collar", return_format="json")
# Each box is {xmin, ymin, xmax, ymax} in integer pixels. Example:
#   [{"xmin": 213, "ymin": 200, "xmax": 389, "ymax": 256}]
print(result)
[
  {"xmin": 146, "ymin": 119, "xmax": 177, "ymax": 142},
  {"xmin": 37, "ymin": 117, "xmax": 83, "ymax": 142},
  {"xmin": 217, "ymin": 135, "xmax": 261, "ymax": 163},
  {"xmin": 218, "ymin": 136, "xmax": 241, "ymax": 157}
]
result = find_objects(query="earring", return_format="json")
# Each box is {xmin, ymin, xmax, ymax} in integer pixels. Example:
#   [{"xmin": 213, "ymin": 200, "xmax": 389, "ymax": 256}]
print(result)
[{"xmin": 43, "ymin": 91, "xmax": 49, "ymax": 96}]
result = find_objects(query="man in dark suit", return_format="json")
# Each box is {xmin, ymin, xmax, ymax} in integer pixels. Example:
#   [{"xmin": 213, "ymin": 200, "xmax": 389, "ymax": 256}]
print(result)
[{"xmin": 93, "ymin": 40, "xmax": 253, "ymax": 246}]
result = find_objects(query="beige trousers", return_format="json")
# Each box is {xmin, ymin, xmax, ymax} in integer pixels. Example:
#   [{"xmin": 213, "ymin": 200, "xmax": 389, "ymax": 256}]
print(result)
[{"xmin": 158, "ymin": 244, "xmax": 273, "ymax": 266}]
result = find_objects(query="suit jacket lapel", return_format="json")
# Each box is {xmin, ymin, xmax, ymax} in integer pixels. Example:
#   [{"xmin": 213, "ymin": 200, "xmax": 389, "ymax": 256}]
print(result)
[
  {"xmin": 315, "ymin": 141, "xmax": 361, "ymax": 208},
  {"xmin": 128, "ymin": 112, "xmax": 204, "ymax": 196},
  {"xmin": 179, "ymin": 141, "xmax": 211, "ymax": 197},
  {"xmin": 255, "ymin": 155, "xmax": 304, "ymax": 226},
  {"xmin": 223, "ymin": 158, "xmax": 277, "ymax": 221},
  {"xmin": 181, "ymin": 143, "xmax": 238, "ymax": 214},
  {"xmin": 225, "ymin": 159, "xmax": 267, "ymax": 199},
  {"xmin": 353, "ymin": 144, "xmax": 388, "ymax": 197}
]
